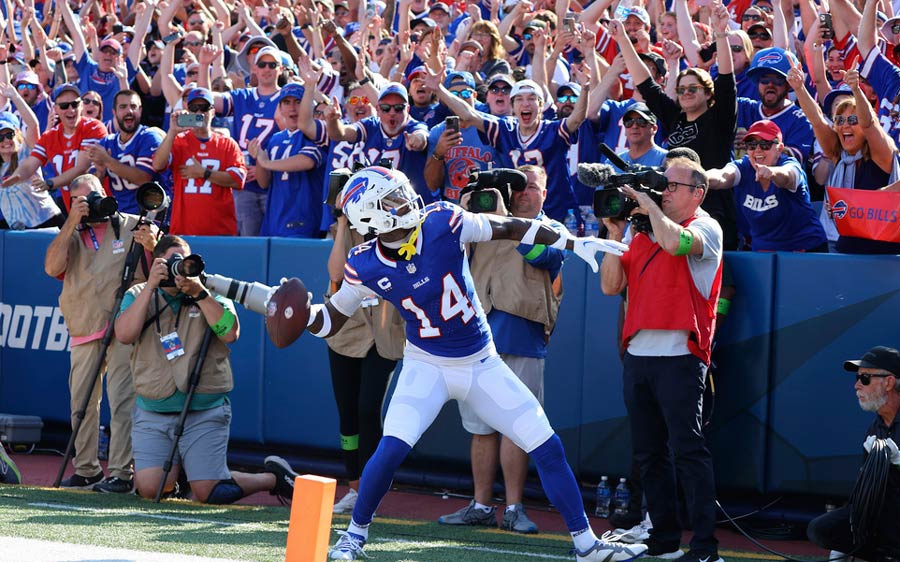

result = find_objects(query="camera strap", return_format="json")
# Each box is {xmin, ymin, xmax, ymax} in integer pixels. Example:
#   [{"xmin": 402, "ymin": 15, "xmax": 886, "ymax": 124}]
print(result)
[
  {"xmin": 153, "ymin": 291, "xmax": 184, "ymax": 336},
  {"xmin": 110, "ymin": 215, "xmax": 121, "ymax": 241}
]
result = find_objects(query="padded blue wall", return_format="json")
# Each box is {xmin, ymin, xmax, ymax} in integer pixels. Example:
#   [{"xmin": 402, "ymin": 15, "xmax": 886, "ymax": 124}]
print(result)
[{"xmin": 0, "ymin": 230, "xmax": 897, "ymax": 495}]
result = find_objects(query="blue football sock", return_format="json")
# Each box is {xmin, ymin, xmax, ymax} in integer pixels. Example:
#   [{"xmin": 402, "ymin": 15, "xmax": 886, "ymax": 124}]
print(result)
[
  {"xmin": 351, "ymin": 436, "xmax": 411, "ymax": 526},
  {"xmin": 532, "ymin": 433, "xmax": 591, "ymax": 533}
]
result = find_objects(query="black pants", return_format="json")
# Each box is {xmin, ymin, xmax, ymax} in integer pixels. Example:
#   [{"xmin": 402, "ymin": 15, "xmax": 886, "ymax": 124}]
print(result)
[
  {"xmin": 623, "ymin": 352, "xmax": 718, "ymax": 555},
  {"xmin": 328, "ymin": 346, "xmax": 396, "ymax": 481},
  {"xmin": 808, "ymin": 506, "xmax": 900, "ymax": 562}
]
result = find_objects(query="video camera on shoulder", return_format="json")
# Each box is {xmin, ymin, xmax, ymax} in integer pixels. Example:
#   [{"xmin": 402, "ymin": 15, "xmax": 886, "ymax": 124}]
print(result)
[
  {"xmin": 460, "ymin": 168, "xmax": 527, "ymax": 213},
  {"xmin": 160, "ymin": 253, "xmax": 205, "ymax": 287}
]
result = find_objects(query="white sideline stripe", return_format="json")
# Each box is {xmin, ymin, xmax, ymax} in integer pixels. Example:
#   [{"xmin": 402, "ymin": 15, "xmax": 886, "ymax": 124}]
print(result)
[
  {"xmin": 372, "ymin": 537, "xmax": 572, "ymax": 560},
  {"xmin": 0, "ymin": 537, "xmax": 248, "ymax": 562},
  {"xmin": 28, "ymin": 502, "xmax": 278, "ymax": 529}
]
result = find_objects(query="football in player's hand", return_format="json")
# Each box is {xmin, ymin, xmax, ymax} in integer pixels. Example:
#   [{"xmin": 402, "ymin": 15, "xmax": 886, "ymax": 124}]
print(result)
[{"xmin": 265, "ymin": 277, "xmax": 310, "ymax": 348}]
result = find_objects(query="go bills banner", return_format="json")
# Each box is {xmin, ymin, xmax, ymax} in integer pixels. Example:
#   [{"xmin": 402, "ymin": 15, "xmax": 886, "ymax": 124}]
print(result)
[{"xmin": 826, "ymin": 187, "xmax": 900, "ymax": 243}]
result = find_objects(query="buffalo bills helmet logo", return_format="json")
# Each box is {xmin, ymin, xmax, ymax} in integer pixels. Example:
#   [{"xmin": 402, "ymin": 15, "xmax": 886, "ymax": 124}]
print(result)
[
  {"xmin": 341, "ymin": 176, "xmax": 369, "ymax": 209},
  {"xmin": 832, "ymin": 199, "xmax": 848, "ymax": 219}
]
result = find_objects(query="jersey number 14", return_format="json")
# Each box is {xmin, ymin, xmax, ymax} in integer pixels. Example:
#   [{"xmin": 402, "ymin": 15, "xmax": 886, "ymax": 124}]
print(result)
[{"xmin": 401, "ymin": 274, "xmax": 475, "ymax": 338}]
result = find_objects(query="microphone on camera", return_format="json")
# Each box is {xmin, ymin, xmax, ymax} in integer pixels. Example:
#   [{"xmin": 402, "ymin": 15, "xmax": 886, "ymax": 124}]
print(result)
[{"xmin": 577, "ymin": 162, "xmax": 617, "ymax": 187}]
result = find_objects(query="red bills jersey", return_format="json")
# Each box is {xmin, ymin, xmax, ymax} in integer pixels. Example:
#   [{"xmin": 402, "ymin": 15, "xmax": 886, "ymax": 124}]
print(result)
[
  {"xmin": 169, "ymin": 130, "xmax": 246, "ymax": 236},
  {"xmin": 32, "ymin": 117, "xmax": 107, "ymax": 208}
]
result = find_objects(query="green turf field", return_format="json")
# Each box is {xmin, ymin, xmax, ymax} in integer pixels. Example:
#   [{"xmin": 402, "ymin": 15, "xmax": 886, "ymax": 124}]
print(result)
[{"xmin": 0, "ymin": 485, "xmax": 804, "ymax": 562}]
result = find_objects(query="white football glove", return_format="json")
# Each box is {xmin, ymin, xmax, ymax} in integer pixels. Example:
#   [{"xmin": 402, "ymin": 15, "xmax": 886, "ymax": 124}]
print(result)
[
  {"xmin": 864, "ymin": 434, "xmax": 876, "ymax": 453},
  {"xmin": 573, "ymin": 236, "xmax": 629, "ymax": 272},
  {"xmin": 885, "ymin": 438, "xmax": 900, "ymax": 465}
]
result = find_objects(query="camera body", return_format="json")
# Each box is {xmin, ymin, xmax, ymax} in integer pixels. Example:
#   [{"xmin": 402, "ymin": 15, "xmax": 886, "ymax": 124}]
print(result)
[
  {"xmin": 460, "ymin": 168, "xmax": 527, "ymax": 213},
  {"xmin": 83, "ymin": 191, "xmax": 118, "ymax": 223},
  {"xmin": 592, "ymin": 167, "xmax": 666, "ymax": 234},
  {"xmin": 176, "ymin": 113, "xmax": 205, "ymax": 128},
  {"xmin": 160, "ymin": 253, "xmax": 206, "ymax": 287}
]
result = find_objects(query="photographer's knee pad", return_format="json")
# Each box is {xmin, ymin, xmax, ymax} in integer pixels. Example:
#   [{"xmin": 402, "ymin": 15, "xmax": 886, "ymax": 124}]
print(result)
[{"xmin": 205, "ymin": 478, "xmax": 243, "ymax": 504}]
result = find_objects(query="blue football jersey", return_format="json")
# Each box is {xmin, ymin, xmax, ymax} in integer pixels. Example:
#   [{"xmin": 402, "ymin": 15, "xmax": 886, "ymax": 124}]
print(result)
[
  {"xmin": 860, "ymin": 48, "xmax": 900, "ymax": 149},
  {"xmin": 427, "ymin": 123, "xmax": 497, "ymax": 203},
  {"xmin": 75, "ymin": 54, "xmax": 138, "ymax": 122},
  {"xmin": 481, "ymin": 115, "xmax": 578, "ymax": 221},
  {"xmin": 99, "ymin": 125, "xmax": 164, "ymax": 214},
  {"xmin": 222, "ymin": 88, "xmax": 283, "ymax": 194},
  {"xmin": 259, "ymin": 128, "xmax": 327, "ymax": 238},
  {"xmin": 320, "ymin": 134, "xmax": 367, "ymax": 232},
  {"xmin": 343, "ymin": 201, "xmax": 492, "ymax": 358},
  {"xmin": 351, "ymin": 116, "xmax": 430, "ymax": 203},
  {"xmin": 736, "ymin": 98, "xmax": 814, "ymax": 163}
]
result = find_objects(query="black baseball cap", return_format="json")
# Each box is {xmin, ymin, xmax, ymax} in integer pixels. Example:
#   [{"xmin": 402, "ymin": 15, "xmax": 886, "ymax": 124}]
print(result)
[
  {"xmin": 844, "ymin": 346, "xmax": 900, "ymax": 376},
  {"xmin": 624, "ymin": 101, "xmax": 657, "ymax": 125}
]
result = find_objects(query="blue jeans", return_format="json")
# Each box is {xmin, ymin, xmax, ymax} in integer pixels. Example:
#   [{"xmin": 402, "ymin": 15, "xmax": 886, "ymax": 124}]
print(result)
[{"xmin": 233, "ymin": 189, "xmax": 267, "ymax": 237}]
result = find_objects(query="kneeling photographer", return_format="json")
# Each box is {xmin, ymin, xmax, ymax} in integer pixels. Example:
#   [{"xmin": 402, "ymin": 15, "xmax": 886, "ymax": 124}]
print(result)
[
  {"xmin": 114, "ymin": 235, "xmax": 297, "ymax": 504},
  {"xmin": 443, "ymin": 166, "xmax": 566, "ymax": 533},
  {"xmin": 598, "ymin": 157, "xmax": 726, "ymax": 562}
]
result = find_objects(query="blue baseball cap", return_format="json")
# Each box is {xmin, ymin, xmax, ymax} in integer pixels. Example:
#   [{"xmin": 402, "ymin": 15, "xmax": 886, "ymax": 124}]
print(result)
[
  {"xmin": 277, "ymin": 83, "xmax": 305, "ymax": 102},
  {"xmin": 823, "ymin": 85, "xmax": 853, "ymax": 119},
  {"xmin": 444, "ymin": 71, "xmax": 476, "ymax": 90},
  {"xmin": 52, "ymin": 83, "xmax": 81, "ymax": 102},
  {"xmin": 186, "ymin": 87, "xmax": 214, "ymax": 106},
  {"xmin": 0, "ymin": 111, "xmax": 19, "ymax": 132},
  {"xmin": 747, "ymin": 47, "xmax": 797, "ymax": 82},
  {"xmin": 379, "ymin": 82, "xmax": 409, "ymax": 103},
  {"xmin": 556, "ymin": 81, "xmax": 582, "ymax": 97},
  {"xmin": 344, "ymin": 21, "xmax": 361, "ymax": 37}
]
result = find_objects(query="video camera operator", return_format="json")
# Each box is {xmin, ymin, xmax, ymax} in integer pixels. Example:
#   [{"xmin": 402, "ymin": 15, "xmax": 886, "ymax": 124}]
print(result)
[
  {"xmin": 599, "ymin": 157, "xmax": 724, "ymax": 562},
  {"xmin": 114, "ymin": 235, "xmax": 297, "ymax": 504},
  {"xmin": 44, "ymin": 174, "xmax": 154, "ymax": 493},
  {"xmin": 438, "ymin": 165, "xmax": 565, "ymax": 533}
]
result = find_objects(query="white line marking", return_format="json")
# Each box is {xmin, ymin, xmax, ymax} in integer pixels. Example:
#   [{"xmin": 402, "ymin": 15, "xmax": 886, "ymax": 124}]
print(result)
[
  {"xmin": 0, "ymin": 536, "xmax": 249, "ymax": 562},
  {"xmin": 27, "ymin": 502, "xmax": 282, "ymax": 530},
  {"xmin": 373, "ymin": 537, "xmax": 573, "ymax": 560}
]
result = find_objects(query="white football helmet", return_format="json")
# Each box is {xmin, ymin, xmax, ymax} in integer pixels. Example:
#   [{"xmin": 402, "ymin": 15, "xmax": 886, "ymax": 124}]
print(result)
[{"xmin": 340, "ymin": 166, "xmax": 424, "ymax": 235}]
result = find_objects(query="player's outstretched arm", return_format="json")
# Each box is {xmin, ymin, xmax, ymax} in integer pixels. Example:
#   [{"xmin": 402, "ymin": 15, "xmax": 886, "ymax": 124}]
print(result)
[{"xmin": 485, "ymin": 215, "xmax": 628, "ymax": 272}]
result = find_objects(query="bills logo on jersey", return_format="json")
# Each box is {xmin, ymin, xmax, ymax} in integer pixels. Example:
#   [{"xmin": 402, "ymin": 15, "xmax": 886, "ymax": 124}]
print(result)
[{"xmin": 832, "ymin": 199, "xmax": 848, "ymax": 219}]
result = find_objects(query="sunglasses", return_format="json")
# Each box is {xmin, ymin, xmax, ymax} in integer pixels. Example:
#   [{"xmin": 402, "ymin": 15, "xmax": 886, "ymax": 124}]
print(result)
[
  {"xmin": 257, "ymin": 61, "xmax": 279, "ymax": 69},
  {"xmin": 184, "ymin": 40, "xmax": 205, "ymax": 47},
  {"xmin": 745, "ymin": 140, "xmax": 775, "ymax": 150},
  {"xmin": 742, "ymin": 14, "xmax": 762, "ymax": 21},
  {"xmin": 188, "ymin": 19, "xmax": 204, "ymax": 25},
  {"xmin": 17, "ymin": 83, "xmax": 38, "ymax": 91},
  {"xmin": 348, "ymin": 96, "xmax": 370, "ymax": 105},
  {"xmin": 0, "ymin": 131, "xmax": 15, "ymax": 141},
  {"xmin": 375, "ymin": 49, "xmax": 384, "ymax": 56},
  {"xmin": 730, "ymin": 44, "xmax": 745, "ymax": 53},
  {"xmin": 557, "ymin": 95, "xmax": 579, "ymax": 103},
  {"xmin": 665, "ymin": 180, "xmax": 699, "ymax": 192},
  {"xmin": 856, "ymin": 373, "xmax": 892, "ymax": 385},
  {"xmin": 452, "ymin": 89, "xmax": 475, "ymax": 99},
  {"xmin": 748, "ymin": 31, "xmax": 771, "ymax": 40},
  {"xmin": 83, "ymin": 98, "xmax": 102, "ymax": 106},
  {"xmin": 188, "ymin": 104, "xmax": 211, "ymax": 113},
  {"xmin": 378, "ymin": 103, "xmax": 406, "ymax": 113},
  {"xmin": 892, "ymin": 24, "xmax": 900, "ymax": 34},
  {"xmin": 623, "ymin": 117, "xmax": 650, "ymax": 128},
  {"xmin": 489, "ymin": 85, "xmax": 512, "ymax": 95},
  {"xmin": 834, "ymin": 114, "xmax": 860, "ymax": 126},
  {"xmin": 675, "ymin": 85, "xmax": 704, "ymax": 95},
  {"xmin": 759, "ymin": 76, "xmax": 786, "ymax": 86},
  {"xmin": 56, "ymin": 99, "xmax": 81, "ymax": 109},
  {"xmin": 523, "ymin": 33, "xmax": 533, "ymax": 41}
]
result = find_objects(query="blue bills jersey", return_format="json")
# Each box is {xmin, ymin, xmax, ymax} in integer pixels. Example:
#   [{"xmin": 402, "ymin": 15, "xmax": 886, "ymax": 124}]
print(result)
[
  {"xmin": 736, "ymin": 98, "xmax": 814, "ymax": 162},
  {"xmin": 260, "ymin": 128, "xmax": 327, "ymax": 237},
  {"xmin": 343, "ymin": 201, "xmax": 492, "ymax": 358},
  {"xmin": 350, "ymin": 116, "xmax": 431, "ymax": 203},
  {"xmin": 320, "ymin": 134, "xmax": 367, "ymax": 232},
  {"xmin": 860, "ymin": 48, "xmax": 900, "ymax": 149},
  {"xmin": 481, "ymin": 115, "xmax": 578, "ymax": 221},
  {"xmin": 221, "ymin": 88, "xmax": 282, "ymax": 194},
  {"xmin": 99, "ymin": 125, "xmax": 164, "ymax": 214}
]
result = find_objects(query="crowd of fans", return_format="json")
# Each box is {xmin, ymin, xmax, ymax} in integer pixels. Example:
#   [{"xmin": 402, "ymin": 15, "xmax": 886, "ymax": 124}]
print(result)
[{"xmin": 0, "ymin": 0, "xmax": 898, "ymax": 254}]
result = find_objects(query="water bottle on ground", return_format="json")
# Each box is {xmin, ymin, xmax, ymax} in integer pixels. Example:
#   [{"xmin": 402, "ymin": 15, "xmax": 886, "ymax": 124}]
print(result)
[
  {"xmin": 614, "ymin": 477, "xmax": 631, "ymax": 516},
  {"xmin": 595, "ymin": 476, "xmax": 611, "ymax": 518},
  {"xmin": 98, "ymin": 425, "xmax": 110, "ymax": 461},
  {"xmin": 563, "ymin": 209, "xmax": 578, "ymax": 236}
]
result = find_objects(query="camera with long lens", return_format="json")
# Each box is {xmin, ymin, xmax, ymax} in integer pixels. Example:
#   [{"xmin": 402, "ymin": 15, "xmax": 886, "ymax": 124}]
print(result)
[
  {"xmin": 83, "ymin": 191, "xmax": 118, "ymax": 223},
  {"xmin": 136, "ymin": 182, "xmax": 170, "ymax": 218},
  {"xmin": 593, "ymin": 168, "xmax": 666, "ymax": 233},
  {"xmin": 460, "ymin": 168, "xmax": 527, "ymax": 213},
  {"xmin": 160, "ymin": 253, "xmax": 205, "ymax": 287},
  {"xmin": 202, "ymin": 273, "xmax": 276, "ymax": 316}
]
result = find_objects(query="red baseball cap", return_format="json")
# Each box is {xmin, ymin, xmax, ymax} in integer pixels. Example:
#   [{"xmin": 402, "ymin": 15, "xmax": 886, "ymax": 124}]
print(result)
[{"xmin": 744, "ymin": 119, "xmax": 782, "ymax": 142}]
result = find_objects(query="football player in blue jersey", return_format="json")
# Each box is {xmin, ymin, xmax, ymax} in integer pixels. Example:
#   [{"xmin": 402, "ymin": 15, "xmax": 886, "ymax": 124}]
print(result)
[
  {"xmin": 430, "ymin": 68, "xmax": 589, "ymax": 223},
  {"xmin": 85, "ymin": 90, "xmax": 164, "ymax": 215},
  {"xmin": 308, "ymin": 166, "xmax": 642, "ymax": 562},
  {"xmin": 250, "ymin": 84, "xmax": 327, "ymax": 238}
]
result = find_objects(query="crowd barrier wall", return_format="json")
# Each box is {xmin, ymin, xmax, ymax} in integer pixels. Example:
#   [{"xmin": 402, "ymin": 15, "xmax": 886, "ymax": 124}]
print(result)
[{"xmin": 0, "ymin": 230, "xmax": 897, "ymax": 495}]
